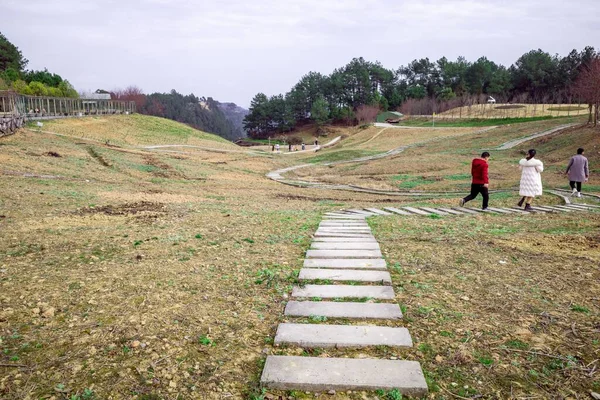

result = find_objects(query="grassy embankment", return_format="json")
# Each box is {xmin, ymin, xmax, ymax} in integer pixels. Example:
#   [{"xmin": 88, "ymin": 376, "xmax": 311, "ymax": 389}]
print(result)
[{"xmin": 0, "ymin": 114, "xmax": 599, "ymax": 399}]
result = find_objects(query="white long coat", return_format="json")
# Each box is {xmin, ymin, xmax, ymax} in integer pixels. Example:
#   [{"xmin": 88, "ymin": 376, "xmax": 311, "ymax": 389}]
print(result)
[{"xmin": 519, "ymin": 158, "xmax": 544, "ymax": 197}]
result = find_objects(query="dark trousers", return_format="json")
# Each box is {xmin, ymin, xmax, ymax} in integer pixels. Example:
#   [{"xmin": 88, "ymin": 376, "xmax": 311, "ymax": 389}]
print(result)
[
  {"xmin": 463, "ymin": 184, "xmax": 489, "ymax": 209},
  {"xmin": 569, "ymin": 181, "xmax": 582, "ymax": 192}
]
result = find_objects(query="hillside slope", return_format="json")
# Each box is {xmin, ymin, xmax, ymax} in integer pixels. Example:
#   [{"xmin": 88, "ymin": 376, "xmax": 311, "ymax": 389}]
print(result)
[{"xmin": 36, "ymin": 114, "xmax": 240, "ymax": 149}]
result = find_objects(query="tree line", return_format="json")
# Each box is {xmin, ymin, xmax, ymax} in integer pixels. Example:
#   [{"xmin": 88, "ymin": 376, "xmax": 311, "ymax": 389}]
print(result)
[
  {"xmin": 112, "ymin": 87, "xmax": 239, "ymax": 141},
  {"xmin": 0, "ymin": 32, "xmax": 78, "ymax": 98},
  {"xmin": 244, "ymin": 46, "xmax": 599, "ymax": 137}
]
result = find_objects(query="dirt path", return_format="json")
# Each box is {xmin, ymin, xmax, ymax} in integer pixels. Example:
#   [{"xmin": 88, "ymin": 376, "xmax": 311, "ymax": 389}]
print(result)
[
  {"xmin": 266, "ymin": 127, "xmax": 498, "ymax": 196},
  {"xmin": 493, "ymin": 123, "xmax": 578, "ymax": 150}
]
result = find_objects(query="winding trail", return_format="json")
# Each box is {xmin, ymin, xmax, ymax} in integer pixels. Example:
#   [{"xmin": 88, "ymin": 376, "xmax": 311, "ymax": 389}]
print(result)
[
  {"xmin": 492, "ymin": 123, "xmax": 578, "ymax": 150},
  {"xmin": 266, "ymin": 126, "xmax": 498, "ymax": 196}
]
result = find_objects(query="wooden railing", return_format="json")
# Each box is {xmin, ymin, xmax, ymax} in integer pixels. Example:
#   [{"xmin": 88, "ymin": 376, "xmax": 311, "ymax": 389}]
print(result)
[{"xmin": 0, "ymin": 91, "xmax": 136, "ymax": 120}]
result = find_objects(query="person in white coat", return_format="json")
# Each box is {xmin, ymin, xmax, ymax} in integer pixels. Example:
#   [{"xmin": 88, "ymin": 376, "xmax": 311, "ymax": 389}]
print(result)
[{"xmin": 518, "ymin": 149, "xmax": 544, "ymax": 211}]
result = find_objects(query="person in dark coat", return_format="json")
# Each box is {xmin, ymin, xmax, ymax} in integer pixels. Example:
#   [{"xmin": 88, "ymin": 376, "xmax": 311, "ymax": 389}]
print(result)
[
  {"xmin": 460, "ymin": 152, "xmax": 490, "ymax": 210},
  {"xmin": 565, "ymin": 148, "xmax": 589, "ymax": 198}
]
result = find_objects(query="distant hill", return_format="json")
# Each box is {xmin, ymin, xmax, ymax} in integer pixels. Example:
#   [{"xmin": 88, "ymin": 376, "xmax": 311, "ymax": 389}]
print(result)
[{"xmin": 216, "ymin": 101, "xmax": 249, "ymax": 139}]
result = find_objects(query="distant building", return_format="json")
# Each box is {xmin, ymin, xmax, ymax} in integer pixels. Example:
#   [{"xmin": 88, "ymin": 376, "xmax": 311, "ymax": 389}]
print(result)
[
  {"xmin": 376, "ymin": 111, "xmax": 404, "ymax": 123},
  {"xmin": 84, "ymin": 93, "xmax": 111, "ymax": 100}
]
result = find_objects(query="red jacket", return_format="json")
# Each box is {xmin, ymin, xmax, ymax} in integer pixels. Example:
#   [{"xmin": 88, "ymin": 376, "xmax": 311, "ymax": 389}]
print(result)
[{"xmin": 471, "ymin": 158, "xmax": 489, "ymax": 184}]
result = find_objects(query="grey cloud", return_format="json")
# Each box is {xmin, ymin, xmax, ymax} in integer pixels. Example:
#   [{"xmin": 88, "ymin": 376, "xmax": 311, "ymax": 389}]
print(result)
[{"xmin": 1, "ymin": 0, "xmax": 598, "ymax": 107}]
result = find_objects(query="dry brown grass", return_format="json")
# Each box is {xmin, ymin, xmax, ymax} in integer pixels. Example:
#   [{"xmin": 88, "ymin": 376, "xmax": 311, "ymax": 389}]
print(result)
[{"xmin": 1, "ymin": 115, "xmax": 599, "ymax": 399}]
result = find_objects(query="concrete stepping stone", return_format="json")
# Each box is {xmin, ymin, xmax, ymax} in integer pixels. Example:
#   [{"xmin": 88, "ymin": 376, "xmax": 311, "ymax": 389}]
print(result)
[
  {"xmin": 436, "ymin": 207, "xmax": 465, "ymax": 215},
  {"xmin": 260, "ymin": 356, "xmax": 428, "ymax": 395},
  {"xmin": 364, "ymin": 208, "xmax": 393, "ymax": 215},
  {"xmin": 551, "ymin": 205, "xmax": 581, "ymax": 211},
  {"xmin": 320, "ymin": 221, "xmax": 369, "ymax": 226},
  {"xmin": 384, "ymin": 207, "xmax": 413, "ymax": 216},
  {"xmin": 504, "ymin": 207, "xmax": 530, "ymax": 214},
  {"xmin": 304, "ymin": 258, "xmax": 386, "ymax": 269},
  {"xmin": 509, "ymin": 207, "xmax": 533, "ymax": 213},
  {"xmin": 566, "ymin": 204, "xmax": 594, "ymax": 210},
  {"xmin": 306, "ymin": 250, "xmax": 383, "ymax": 259},
  {"xmin": 311, "ymin": 242, "xmax": 380, "ymax": 250},
  {"xmin": 292, "ymin": 285, "xmax": 395, "ymax": 299},
  {"xmin": 530, "ymin": 205, "xmax": 564, "ymax": 212},
  {"xmin": 346, "ymin": 209, "xmax": 377, "ymax": 216},
  {"xmin": 313, "ymin": 237, "xmax": 378, "ymax": 243},
  {"xmin": 544, "ymin": 205, "xmax": 576, "ymax": 212},
  {"xmin": 285, "ymin": 301, "xmax": 402, "ymax": 319},
  {"xmin": 299, "ymin": 269, "xmax": 391, "ymax": 284},
  {"xmin": 315, "ymin": 232, "xmax": 375, "ymax": 238},
  {"xmin": 274, "ymin": 323, "xmax": 412, "ymax": 348},
  {"xmin": 402, "ymin": 207, "xmax": 432, "ymax": 216},
  {"xmin": 452, "ymin": 207, "xmax": 480, "ymax": 214},
  {"xmin": 420, "ymin": 207, "xmax": 450, "ymax": 216},
  {"xmin": 485, "ymin": 207, "xmax": 513, "ymax": 214},
  {"xmin": 531, "ymin": 206, "xmax": 560, "ymax": 213},
  {"xmin": 323, "ymin": 214, "xmax": 366, "ymax": 219},
  {"xmin": 317, "ymin": 227, "xmax": 372, "ymax": 231}
]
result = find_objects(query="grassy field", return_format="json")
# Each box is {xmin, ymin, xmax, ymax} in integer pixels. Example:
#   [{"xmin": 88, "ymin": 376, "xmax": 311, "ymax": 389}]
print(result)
[
  {"xmin": 437, "ymin": 104, "xmax": 595, "ymax": 119},
  {"xmin": 1, "ymin": 114, "xmax": 599, "ymax": 399}
]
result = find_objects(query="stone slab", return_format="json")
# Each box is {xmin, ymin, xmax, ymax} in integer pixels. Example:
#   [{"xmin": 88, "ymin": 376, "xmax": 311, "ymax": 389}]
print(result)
[
  {"xmin": 292, "ymin": 285, "xmax": 395, "ymax": 299},
  {"xmin": 312, "ymin": 237, "xmax": 378, "ymax": 243},
  {"xmin": 324, "ymin": 214, "xmax": 366, "ymax": 219},
  {"xmin": 364, "ymin": 208, "xmax": 393, "ymax": 215},
  {"xmin": 535, "ymin": 205, "xmax": 569, "ymax": 212},
  {"xmin": 503, "ymin": 207, "xmax": 530, "ymax": 214},
  {"xmin": 260, "ymin": 356, "xmax": 428, "ymax": 395},
  {"xmin": 566, "ymin": 204, "xmax": 594, "ymax": 210},
  {"xmin": 530, "ymin": 206, "xmax": 559, "ymax": 213},
  {"xmin": 419, "ymin": 207, "xmax": 450, "ymax": 216},
  {"xmin": 486, "ymin": 207, "xmax": 513, "ymax": 214},
  {"xmin": 384, "ymin": 207, "xmax": 413, "ymax": 216},
  {"xmin": 402, "ymin": 207, "xmax": 432, "ymax": 216},
  {"xmin": 317, "ymin": 227, "xmax": 372, "ymax": 231},
  {"xmin": 436, "ymin": 207, "xmax": 465, "ymax": 215},
  {"xmin": 298, "ymin": 269, "xmax": 391, "ymax": 284},
  {"xmin": 314, "ymin": 232, "xmax": 375, "ymax": 238},
  {"xmin": 303, "ymin": 258, "xmax": 387, "ymax": 270},
  {"xmin": 306, "ymin": 249, "xmax": 383, "ymax": 259},
  {"xmin": 509, "ymin": 207, "xmax": 532, "ymax": 213},
  {"xmin": 274, "ymin": 323, "xmax": 412, "ymax": 347},
  {"xmin": 453, "ymin": 207, "xmax": 481, "ymax": 214},
  {"xmin": 320, "ymin": 221, "xmax": 369, "ymax": 226},
  {"xmin": 346, "ymin": 209, "xmax": 377, "ymax": 216},
  {"xmin": 551, "ymin": 205, "xmax": 580, "ymax": 211},
  {"xmin": 311, "ymin": 242, "xmax": 380, "ymax": 250},
  {"xmin": 285, "ymin": 301, "xmax": 402, "ymax": 319}
]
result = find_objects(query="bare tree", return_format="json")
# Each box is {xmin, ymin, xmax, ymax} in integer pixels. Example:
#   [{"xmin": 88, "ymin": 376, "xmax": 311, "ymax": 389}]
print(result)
[
  {"xmin": 111, "ymin": 86, "xmax": 146, "ymax": 111},
  {"xmin": 355, "ymin": 105, "xmax": 380, "ymax": 124},
  {"xmin": 573, "ymin": 57, "xmax": 600, "ymax": 126}
]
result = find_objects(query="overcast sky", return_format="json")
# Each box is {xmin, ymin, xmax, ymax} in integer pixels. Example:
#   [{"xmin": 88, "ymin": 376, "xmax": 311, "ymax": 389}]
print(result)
[{"xmin": 2, "ymin": 0, "xmax": 598, "ymax": 107}]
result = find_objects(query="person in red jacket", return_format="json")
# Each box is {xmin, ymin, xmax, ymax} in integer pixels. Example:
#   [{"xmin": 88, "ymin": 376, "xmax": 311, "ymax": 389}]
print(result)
[{"xmin": 459, "ymin": 152, "xmax": 490, "ymax": 210}]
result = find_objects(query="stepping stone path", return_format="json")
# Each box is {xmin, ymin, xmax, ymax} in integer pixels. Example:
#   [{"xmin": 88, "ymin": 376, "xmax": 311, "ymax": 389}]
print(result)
[
  {"xmin": 317, "ymin": 203, "xmax": 598, "ymax": 219},
  {"xmin": 261, "ymin": 213, "xmax": 429, "ymax": 395}
]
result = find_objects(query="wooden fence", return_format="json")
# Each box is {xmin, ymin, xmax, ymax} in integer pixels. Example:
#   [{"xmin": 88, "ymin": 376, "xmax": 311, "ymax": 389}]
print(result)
[{"xmin": 0, "ymin": 91, "xmax": 136, "ymax": 121}]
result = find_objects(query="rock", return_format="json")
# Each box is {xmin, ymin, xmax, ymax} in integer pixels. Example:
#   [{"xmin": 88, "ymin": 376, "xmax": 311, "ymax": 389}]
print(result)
[
  {"xmin": 132, "ymin": 340, "xmax": 141, "ymax": 348},
  {"xmin": 591, "ymin": 392, "xmax": 600, "ymax": 400},
  {"xmin": 42, "ymin": 307, "xmax": 56, "ymax": 318},
  {"xmin": 328, "ymin": 390, "xmax": 336, "ymax": 395},
  {"xmin": 460, "ymin": 296, "xmax": 470, "ymax": 301}
]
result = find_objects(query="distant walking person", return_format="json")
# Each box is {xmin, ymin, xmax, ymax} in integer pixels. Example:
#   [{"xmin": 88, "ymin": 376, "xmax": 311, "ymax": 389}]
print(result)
[
  {"xmin": 459, "ymin": 152, "xmax": 490, "ymax": 210},
  {"xmin": 301, "ymin": 143, "xmax": 305, "ymax": 151},
  {"xmin": 288, "ymin": 143, "xmax": 292, "ymax": 152},
  {"xmin": 518, "ymin": 149, "xmax": 544, "ymax": 211},
  {"xmin": 565, "ymin": 148, "xmax": 589, "ymax": 198},
  {"xmin": 275, "ymin": 144, "xmax": 280, "ymax": 152}
]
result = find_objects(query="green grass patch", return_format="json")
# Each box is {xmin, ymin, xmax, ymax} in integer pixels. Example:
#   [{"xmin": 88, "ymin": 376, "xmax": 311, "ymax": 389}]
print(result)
[
  {"xmin": 304, "ymin": 149, "xmax": 380, "ymax": 164},
  {"xmin": 445, "ymin": 173, "xmax": 471, "ymax": 181}
]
